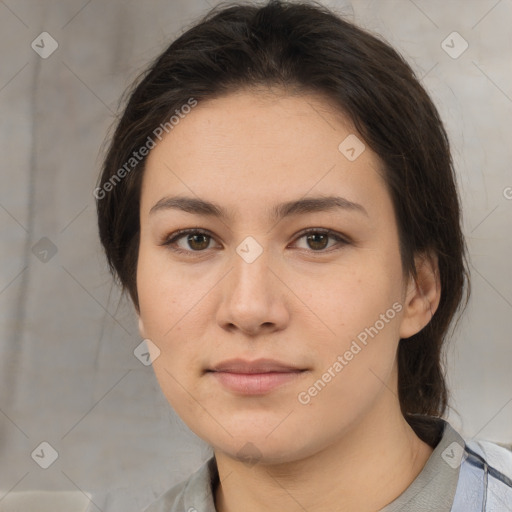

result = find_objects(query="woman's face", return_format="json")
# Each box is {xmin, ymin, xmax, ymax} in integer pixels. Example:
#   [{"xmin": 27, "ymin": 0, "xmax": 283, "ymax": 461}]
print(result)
[{"xmin": 137, "ymin": 89, "xmax": 416, "ymax": 464}]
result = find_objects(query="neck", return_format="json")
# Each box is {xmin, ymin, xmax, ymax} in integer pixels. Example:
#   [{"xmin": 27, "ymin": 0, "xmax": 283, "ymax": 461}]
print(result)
[{"xmin": 213, "ymin": 386, "xmax": 434, "ymax": 512}]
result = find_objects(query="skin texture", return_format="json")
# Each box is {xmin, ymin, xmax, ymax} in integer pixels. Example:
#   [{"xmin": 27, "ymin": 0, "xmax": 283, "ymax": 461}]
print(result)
[{"xmin": 137, "ymin": 89, "xmax": 441, "ymax": 512}]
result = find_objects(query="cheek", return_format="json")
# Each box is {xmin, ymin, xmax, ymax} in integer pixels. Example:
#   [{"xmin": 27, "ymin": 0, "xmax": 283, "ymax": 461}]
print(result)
[
  {"xmin": 297, "ymin": 273, "xmax": 403, "ymax": 423},
  {"xmin": 298, "ymin": 337, "xmax": 399, "ymax": 438},
  {"xmin": 307, "ymin": 254, "xmax": 403, "ymax": 340},
  {"xmin": 136, "ymin": 246, "xmax": 212, "ymax": 391},
  {"xmin": 136, "ymin": 243, "xmax": 203, "ymax": 337},
  {"xmin": 302, "ymin": 250, "xmax": 404, "ymax": 388}
]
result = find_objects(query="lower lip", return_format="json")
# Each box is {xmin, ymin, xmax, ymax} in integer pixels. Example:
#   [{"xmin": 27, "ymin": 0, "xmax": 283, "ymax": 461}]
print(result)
[{"xmin": 208, "ymin": 371, "xmax": 305, "ymax": 395}]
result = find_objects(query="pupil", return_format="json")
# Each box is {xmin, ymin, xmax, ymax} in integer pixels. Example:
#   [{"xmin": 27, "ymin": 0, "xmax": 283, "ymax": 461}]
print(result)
[
  {"xmin": 308, "ymin": 233, "xmax": 327, "ymax": 250},
  {"xmin": 189, "ymin": 234, "xmax": 209, "ymax": 250}
]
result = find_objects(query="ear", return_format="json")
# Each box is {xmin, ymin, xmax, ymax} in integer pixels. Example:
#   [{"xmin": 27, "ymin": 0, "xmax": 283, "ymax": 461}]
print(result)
[
  {"xmin": 399, "ymin": 251, "xmax": 441, "ymax": 339},
  {"xmin": 137, "ymin": 314, "xmax": 147, "ymax": 340}
]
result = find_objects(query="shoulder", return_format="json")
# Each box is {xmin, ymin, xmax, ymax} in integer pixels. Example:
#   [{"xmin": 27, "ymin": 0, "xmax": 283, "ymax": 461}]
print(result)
[
  {"xmin": 456, "ymin": 435, "xmax": 512, "ymax": 511},
  {"xmin": 436, "ymin": 418, "xmax": 512, "ymax": 481},
  {"xmin": 464, "ymin": 437, "xmax": 512, "ymax": 481},
  {"xmin": 141, "ymin": 457, "xmax": 218, "ymax": 512},
  {"xmin": 141, "ymin": 479, "xmax": 188, "ymax": 512}
]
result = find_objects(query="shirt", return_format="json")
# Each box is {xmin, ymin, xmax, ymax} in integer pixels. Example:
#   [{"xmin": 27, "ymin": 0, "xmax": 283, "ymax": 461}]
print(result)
[{"xmin": 142, "ymin": 417, "xmax": 512, "ymax": 511}]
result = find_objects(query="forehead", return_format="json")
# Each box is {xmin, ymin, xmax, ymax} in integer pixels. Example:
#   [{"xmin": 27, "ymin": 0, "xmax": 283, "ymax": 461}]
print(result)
[{"xmin": 141, "ymin": 89, "xmax": 389, "ymax": 220}]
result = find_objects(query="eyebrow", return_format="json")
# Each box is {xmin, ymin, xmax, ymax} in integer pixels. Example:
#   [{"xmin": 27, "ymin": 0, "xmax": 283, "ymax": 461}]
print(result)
[{"xmin": 149, "ymin": 195, "xmax": 368, "ymax": 221}]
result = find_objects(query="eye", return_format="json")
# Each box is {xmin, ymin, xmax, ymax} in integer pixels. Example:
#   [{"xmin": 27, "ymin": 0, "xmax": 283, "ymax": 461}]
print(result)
[
  {"xmin": 291, "ymin": 228, "xmax": 350, "ymax": 252},
  {"xmin": 161, "ymin": 229, "xmax": 219, "ymax": 255}
]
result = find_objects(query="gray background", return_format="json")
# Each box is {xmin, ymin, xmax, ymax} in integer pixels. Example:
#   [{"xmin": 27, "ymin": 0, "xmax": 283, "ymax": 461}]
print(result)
[{"xmin": 0, "ymin": 0, "xmax": 511, "ymax": 510}]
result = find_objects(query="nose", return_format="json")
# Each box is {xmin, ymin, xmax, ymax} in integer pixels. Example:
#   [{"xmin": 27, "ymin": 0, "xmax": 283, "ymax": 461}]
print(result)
[{"xmin": 216, "ymin": 243, "xmax": 290, "ymax": 336}]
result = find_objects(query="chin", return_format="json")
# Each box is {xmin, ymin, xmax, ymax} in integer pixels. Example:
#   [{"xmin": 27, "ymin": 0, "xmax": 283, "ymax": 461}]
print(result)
[
  {"xmin": 191, "ymin": 419, "xmax": 322, "ymax": 466},
  {"xmin": 215, "ymin": 436, "xmax": 327, "ymax": 467}
]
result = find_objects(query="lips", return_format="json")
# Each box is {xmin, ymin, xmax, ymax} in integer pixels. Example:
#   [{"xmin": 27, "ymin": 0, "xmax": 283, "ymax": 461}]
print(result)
[
  {"xmin": 208, "ymin": 358, "xmax": 305, "ymax": 374},
  {"xmin": 207, "ymin": 358, "xmax": 308, "ymax": 395}
]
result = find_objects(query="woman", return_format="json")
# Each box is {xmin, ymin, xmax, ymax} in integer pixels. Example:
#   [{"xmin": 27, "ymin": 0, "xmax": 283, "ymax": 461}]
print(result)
[{"xmin": 95, "ymin": 1, "xmax": 512, "ymax": 510}]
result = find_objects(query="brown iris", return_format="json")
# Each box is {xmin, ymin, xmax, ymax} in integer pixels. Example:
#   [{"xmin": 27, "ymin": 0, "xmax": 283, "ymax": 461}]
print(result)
[
  {"xmin": 187, "ymin": 233, "xmax": 210, "ymax": 251},
  {"xmin": 306, "ymin": 233, "xmax": 329, "ymax": 251}
]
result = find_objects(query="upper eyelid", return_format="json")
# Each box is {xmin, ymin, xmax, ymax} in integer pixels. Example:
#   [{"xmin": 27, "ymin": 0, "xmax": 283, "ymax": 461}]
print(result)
[{"xmin": 162, "ymin": 228, "xmax": 217, "ymax": 245}]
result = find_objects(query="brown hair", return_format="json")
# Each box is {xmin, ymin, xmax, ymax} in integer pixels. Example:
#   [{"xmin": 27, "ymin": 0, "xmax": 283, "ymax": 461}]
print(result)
[{"xmin": 96, "ymin": 0, "xmax": 470, "ymax": 437}]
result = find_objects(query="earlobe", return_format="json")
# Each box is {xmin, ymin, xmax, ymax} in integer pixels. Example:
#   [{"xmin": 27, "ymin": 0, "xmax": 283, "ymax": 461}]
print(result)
[
  {"xmin": 399, "ymin": 252, "xmax": 441, "ymax": 339},
  {"xmin": 138, "ymin": 315, "xmax": 146, "ymax": 339}
]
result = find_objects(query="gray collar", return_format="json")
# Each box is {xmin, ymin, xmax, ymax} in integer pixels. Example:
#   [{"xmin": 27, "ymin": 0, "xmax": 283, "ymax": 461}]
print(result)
[{"xmin": 380, "ymin": 417, "xmax": 464, "ymax": 511}]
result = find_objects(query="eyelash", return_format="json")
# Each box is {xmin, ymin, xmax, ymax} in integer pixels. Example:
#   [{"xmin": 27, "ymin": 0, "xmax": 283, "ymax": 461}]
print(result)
[{"xmin": 161, "ymin": 228, "xmax": 350, "ymax": 257}]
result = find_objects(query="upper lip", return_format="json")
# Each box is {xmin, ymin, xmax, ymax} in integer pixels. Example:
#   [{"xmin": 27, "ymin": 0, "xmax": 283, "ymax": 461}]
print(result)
[{"xmin": 208, "ymin": 358, "xmax": 306, "ymax": 374}]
